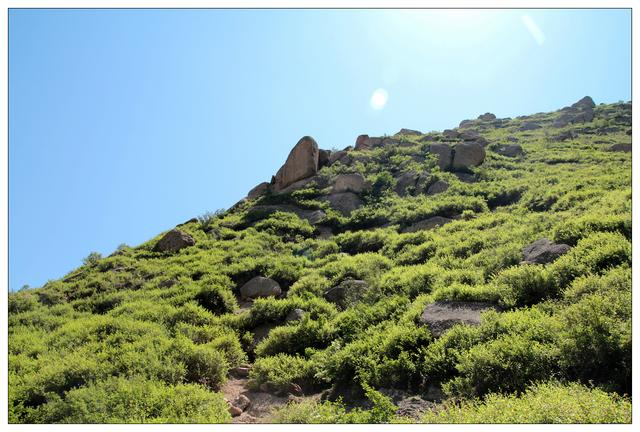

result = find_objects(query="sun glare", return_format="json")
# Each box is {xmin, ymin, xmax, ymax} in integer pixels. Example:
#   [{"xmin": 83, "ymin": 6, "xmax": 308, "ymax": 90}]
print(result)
[{"xmin": 370, "ymin": 88, "xmax": 389, "ymax": 110}]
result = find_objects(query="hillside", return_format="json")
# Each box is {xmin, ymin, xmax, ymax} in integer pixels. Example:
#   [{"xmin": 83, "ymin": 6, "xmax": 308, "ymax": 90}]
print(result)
[{"xmin": 8, "ymin": 96, "xmax": 632, "ymax": 424}]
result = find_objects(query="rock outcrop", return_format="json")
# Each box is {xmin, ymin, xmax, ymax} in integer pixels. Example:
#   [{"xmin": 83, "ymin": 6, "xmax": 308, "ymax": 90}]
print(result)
[
  {"xmin": 478, "ymin": 113, "xmax": 497, "ymax": 121},
  {"xmin": 153, "ymin": 229, "xmax": 196, "ymax": 253},
  {"xmin": 494, "ymin": 144, "xmax": 524, "ymax": 158},
  {"xmin": 332, "ymin": 173, "xmax": 368, "ymax": 194},
  {"xmin": 521, "ymin": 238, "xmax": 571, "ymax": 265},
  {"xmin": 452, "ymin": 142, "xmax": 486, "ymax": 170},
  {"xmin": 420, "ymin": 301, "xmax": 498, "ymax": 337},
  {"xmin": 426, "ymin": 180, "xmax": 449, "ymax": 195},
  {"xmin": 248, "ymin": 182, "xmax": 270, "ymax": 200},
  {"xmin": 429, "ymin": 143, "xmax": 453, "ymax": 170},
  {"xmin": 322, "ymin": 192, "xmax": 363, "ymax": 215},
  {"xmin": 397, "ymin": 128, "xmax": 422, "ymax": 136},
  {"xmin": 273, "ymin": 136, "xmax": 319, "ymax": 192}
]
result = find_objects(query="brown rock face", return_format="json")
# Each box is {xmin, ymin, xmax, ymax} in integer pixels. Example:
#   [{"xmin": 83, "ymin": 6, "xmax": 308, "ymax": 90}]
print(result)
[
  {"xmin": 429, "ymin": 143, "xmax": 453, "ymax": 170},
  {"xmin": 153, "ymin": 229, "xmax": 196, "ymax": 253},
  {"xmin": 322, "ymin": 192, "xmax": 363, "ymax": 215},
  {"xmin": 355, "ymin": 134, "xmax": 371, "ymax": 150},
  {"xmin": 332, "ymin": 173, "xmax": 368, "ymax": 193},
  {"xmin": 273, "ymin": 136, "xmax": 319, "ymax": 191},
  {"xmin": 248, "ymin": 182, "xmax": 270, "ymax": 200},
  {"xmin": 452, "ymin": 142, "xmax": 486, "ymax": 170}
]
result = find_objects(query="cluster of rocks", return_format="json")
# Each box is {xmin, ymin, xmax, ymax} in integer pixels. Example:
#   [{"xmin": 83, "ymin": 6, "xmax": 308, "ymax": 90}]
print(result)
[
  {"xmin": 554, "ymin": 96, "xmax": 596, "ymax": 128},
  {"xmin": 428, "ymin": 141, "xmax": 486, "ymax": 172},
  {"xmin": 226, "ymin": 394, "xmax": 251, "ymax": 417},
  {"xmin": 520, "ymin": 238, "xmax": 571, "ymax": 265}
]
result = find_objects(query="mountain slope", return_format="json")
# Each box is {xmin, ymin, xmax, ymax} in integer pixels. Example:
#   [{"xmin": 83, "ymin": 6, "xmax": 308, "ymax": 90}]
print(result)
[{"xmin": 8, "ymin": 97, "xmax": 632, "ymax": 424}]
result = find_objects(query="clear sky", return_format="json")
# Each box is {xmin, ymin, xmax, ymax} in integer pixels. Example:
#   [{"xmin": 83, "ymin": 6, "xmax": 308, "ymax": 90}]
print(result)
[{"xmin": 9, "ymin": 9, "xmax": 631, "ymax": 291}]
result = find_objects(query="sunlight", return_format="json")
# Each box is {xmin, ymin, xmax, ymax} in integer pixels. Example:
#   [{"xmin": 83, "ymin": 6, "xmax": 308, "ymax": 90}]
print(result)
[{"xmin": 370, "ymin": 88, "xmax": 389, "ymax": 110}]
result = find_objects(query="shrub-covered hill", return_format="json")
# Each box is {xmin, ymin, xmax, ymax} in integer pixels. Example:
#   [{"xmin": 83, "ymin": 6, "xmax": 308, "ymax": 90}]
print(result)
[{"xmin": 9, "ymin": 97, "xmax": 632, "ymax": 424}]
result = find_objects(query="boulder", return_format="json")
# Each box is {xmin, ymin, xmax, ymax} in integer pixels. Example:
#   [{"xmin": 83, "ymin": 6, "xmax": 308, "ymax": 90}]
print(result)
[
  {"xmin": 452, "ymin": 142, "xmax": 486, "ymax": 170},
  {"xmin": 426, "ymin": 180, "xmax": 449, "ymax": 195},
  {"xmin": 355, "ymin": 134, "xmax": 371, "ymax": 150},
  {"xmin": 231, "ymin": 366, "xmax": 251, "ymax": 377},
  {"xmin": 285, "ymin": 308, "xmax": 306, "ymax": 323},
  {"xmin": 429, "ymin": 143, "xmax": 453, "ymax": 170},
  {"xmin": 459, "ymin": 119, "xmax": 474, "ymax": 128},
  {"xmin": 454, "ymin": 172, "xmax": 476, "ymax": 183},
  {"xmin": 553, "ymin": 131, "xmax": 578, "ymax": 142},
  {"xmin": 332, "ymin": 173, "xmax": 367, "ymax": 193},
  {"xmin": 519, "ymin": 122, "xmax": 541, "ymax": 131},
  {"xmin": 153, "ymin": 229, "xmax": 196, "ymax": 253},
  {"xmin": 402, "ymin": 216, "xmax": 452, "ymax": 233},
  {"xmin": 494, "ymin": 144, "xmax": 524, "ymax": 158},
  {"xmin": 318, "ymin": 149, "xmax": 331, "ymax": 169},
  {"xmin": 382, "ymin": 137, "xmax": 400, "ymax": 147},
  {"xmin": 328, "ymin": 150, "xmax": 351, "ymax": 166},
  {"xmin": 322, "ymin": 192, "xmax": 363, "ymax": 215},
  {"xmin": 324, "ymin": 279, "xmax": 369, "ymax": 309},
  {"xmin": 609, "ymin": 143, "xmax": 632, "ymax": 153},
  {"xmin": 229, "ymin": 395, "xmax": 251, "ymax": 415},
  {"xmin": 273, "ymin": 136, "xmax": 319, "ymax": 191},
  {"xmin": 571, "ymin": 96, "xmax": 596, "ymax": 109},
  {"xmin": 478, "ymin": 112, "xmax": 497, "ymax": 121},
  {"xmin": 247, "ymin": 182, "xmax": 270, "ymax": 200},
  {"xmin": 395, "ymin": 171, "xmax": 419, "ymax": 196},
  {"xmin": 275, "ymin": 176, "xmax": 316, "ymax": 194},
  {"xmin": 521, "ymin": 238, "xmax": 571, "ymax": 265},
  {"xmin": 459, "ymin": 129, "xmax": 481, "ymax": 141},
  {"xmin": 398, "ymin": 128, "xmax": 422, "ymax": 136},
  {"xmin": 442, "ymin": 129, "xmax": 460, "ymax": 140},
  {"xmin": 420, "ymin": 301, "xmax": 497, "ymax": 337},
  {"xmin": 240, "ymin": 276, "xmax": 282, "ymax": 300}
]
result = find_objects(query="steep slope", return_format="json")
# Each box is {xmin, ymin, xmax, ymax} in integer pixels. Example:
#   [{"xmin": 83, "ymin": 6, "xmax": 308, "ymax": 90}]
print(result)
[{"xmin": 8, "ymin": 97, "xmax": 632, "ymax": 424}]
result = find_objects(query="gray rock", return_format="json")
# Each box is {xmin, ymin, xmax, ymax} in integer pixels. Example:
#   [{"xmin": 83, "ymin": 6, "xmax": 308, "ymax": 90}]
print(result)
[
  {"xmin": 324, "ymin": 279, "xmax": 369, "ymax": 309},
  {"xmin": 519, "ymin": 122, "xmax": 542, "ymax": 131},
  {"xmin": 318, "ymin": 149, "xmax": 331, "ymax": 169},
  {"xmin": 231, "ymin": 366, "xmax": 251, "ymax": 377},
  {"xmin": 322, "ymin": 192, "xmax": 363, "ymax": 215},
  {"xmin": 454, "ymin": 172, "xmax": 477, "ymax": 183},
  {"xmin": 231, "ymin": 394, "xmax": 251, "ymax": 413},
  {"xmin": 452, "ymin": 142, "xmax": 486, "ymax": 170},
  {"xmin": 420, "ymin": 301, "xmax": 498, "ymax": 337},
  {"xmin": 248, "ymin": 182, "xmax": 271, "ymax": 200},
  {"xmin": 494, "ymin": 144, "xmax": 524, "ymax": 158},
  {"xmin": 397, "ymin": 128, "xmax": 422, "ymax": 136},
  {"xmin": 459, "ymin": 129, "xmax": 481, "ymax": 141},
  {"xmin": 332, "ymin": 173, "xmax": 368, "ymax": 193},
  {"xmin": 273, "ymin": 136, "xmax": 319, "ymax": 191},
  {"xmin": 395, "ymin": 171, "xmax": 419, "ymax": 196},
  {"xmin": 609, "ymin": 143, "xmax": 632, "ymax": 153},
  {"xmin": 153, "ymin": 229, "xmax": 196, "ymax": 253},
  {"xmin": 285, "ymin": 308, "xmax": 306, "ymax": 323},
  {"xmin": 553, "ymin": 130, "xmax": 578, "ymax": 141},
  {"xmin": 396, "ymin": 396, "xmax": 436, "ymax": 420},
  {"xmin": 275, "ymin": 176, "xmax": 317, "ymax": 194},
  {"xmin": 328, "ymin": 150, "xmax": 351, "ymax": 166},
  {"xmin": 240, "ymin": 276, "xmax": 282, "ymax": 300},
  {"xmin": 459, "ymin": 119, "xmax": 474, "ymax": 128},
  {"xmin": 429, "ymin": 143, "xmax": 453, "ymax": 170},
  {"xmin": 478, "ymin": 112, "xmax": 497, "ymax": 121},
  {"xmin": 571, "ymin": 96, "xmax": 596, "ymax": 109},
  {"xmin": 426, "ymin": 180, "xmax": 449, "ymax": 195},
  {"xmin": 521, "ymin": 238, "xmax": 571, "ymax": 265},
  {"xmin": 442, "ymin": 129, "xmax": 460, "ymax": 140},
  {"xmin": 402, "ymin": 216, "xmax": 452, "ymax": 233}
]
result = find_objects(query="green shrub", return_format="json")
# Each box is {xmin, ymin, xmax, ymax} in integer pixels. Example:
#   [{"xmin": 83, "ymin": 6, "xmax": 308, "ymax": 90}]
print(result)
[
  {"xmin": 491, "ymin": 264, "xmax": 557, "ymax": 308},
  {"xmin": 255, "ymin": 318, "xmax": 335, "ymax": 357},
  {"xmin": 288, "ymin": 273, "xmax": 332, "ymax": 299},
  {"xmin": 378, "ymin": 264, "xmax": 439, "ymax": 298},
  {"xmin": 421, "ymin": 381, "xmax": 631, "ymax": 424},
  {"xmin": 318, "ymin": 253, "xmax": 393, "ymax": 285},
  {"xmin": 553, "ymin": 214, "xmax": 631, "ymax": 245},
  {"xmin": 249, "ymin": 353, "xmax": 317, "ymax": 392},
  {"xmin": 195, "ymin": 280, "xmax": 237, "ymax": 315},
  {"xmin": 172, "ymin": 336, "xmax": 228, "ymax": 390},
  {"xmin": 253, "ymin": 211, "xmax": 315, "ymax": 240}
]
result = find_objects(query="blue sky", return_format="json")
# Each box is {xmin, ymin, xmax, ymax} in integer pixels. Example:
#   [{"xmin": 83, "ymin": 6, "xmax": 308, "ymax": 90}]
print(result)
[{"xmin": 9, "ymin": 9, "xmax": 631, "ymax": 291}]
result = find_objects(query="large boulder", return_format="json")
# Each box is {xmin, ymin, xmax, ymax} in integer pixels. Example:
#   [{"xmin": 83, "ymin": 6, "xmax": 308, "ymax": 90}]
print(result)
[
  {"xmin": 426, "ymin": 180, "xmax": 449, "ymax": 195},
  {"xmin": 273, "ymin": 136, "xmax": 319, "ymax": 191},
  {"xmin": 332, "ymin": 173, "xmax": 368, "ymax": 193},
  {"xmin": 493, "ymin": 144, "xmax": 524, "ymax": 158},
  {"xmin": 571, "ymin": 96, "xmax": 596, "ymax": 110},
  {"xmin": 402, "ymin": 216, "xmax": 453, "ymax": 233},
  {"xmin": 322, "ymin": 192, "xmax": 363, "ymax": 215},
  {"xmin": 247, "ymin": 182, "xmax": 270, "ymax": 200},
  {"xmin": 397, "ymin": 128, "xmax": 422, "ymax": 136},
  {"xmin": 459, "ymin": 129, "xmax": 481, "ymax": 141},
  {"xmin": 429, "ymin": 143, "xmax": 453, "ymax": 170},
  {"xmin": 442, "ymin": 129, "xmax": 460, "ymax": 140},
  {"xmin": 478, "ymin": 112, "xmax": 497, "ymax": 121},
  {"xmin": 240, "ymin": 276, "xmax": 282, "ymax": 300},
  {"xmin": 324, "ymin": 279, "xmax": 369, "ymax": 309},
  {"xmin": 420, "ymin": 301, "xmax": 497, "ymax": 337},
  {"xmin": 318, "ymin": 149, "xmax": 331, "ymax": 169},
  {"xmin": 609, "ymin": 143, "xmax": 632, "ymax": 153},
  {"xmin": 521, "ymin": 238, "xmax": 571, "ymax": 265},
  {"xmin": 153, "ymin": 229, "xmax": 196, "ymax": 253},
  {"xmin": 452, "ymin": 142, "xmax": 486, "ymax": 170},
  {"xmin": 395, "ymin": 171, "xmax": 419, "ymax": 196},
  {"xmin": 355, "ymin": 134, "xmax": 372, "ymax": 150},
  {"xmin": 328, "ymin": 150, "xmax": 351, "ymax": 166}
]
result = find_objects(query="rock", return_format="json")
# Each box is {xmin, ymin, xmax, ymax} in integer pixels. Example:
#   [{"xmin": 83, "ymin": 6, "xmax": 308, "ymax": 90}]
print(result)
[
  {"xmin": 273, "ymin": 136, "xmax": 319, "ymax": 191},
  {"xmin": 176, "ymin": 217, "xmax": 198, "ymax": 227},
  {"xmin": 157, "ymin": 278, "xmax": 177, "ymax": 288},
  {"xmin": 396, "ymin": 396, "xmax": 435, "ymax": 420},
  {"xmin": 248, "ymin": 182, "xmax": 270, "ymax": 200},
  {"xmin": 368, "ymin": 137, "xmax": 384, "ymax": 147},
  {"xmin": 459, "ymin": 129, "xmax": 481, "ymax": 141},
  {"xmin": 609, "ymin": 143, "xmax": 631, "ymax": 153},
  {"xmin": 231, "ymin": 366, "xmax": 251, "ymax": 377},
  {"xmin": 252, "ymin": 323, "xmax": 277, "ymax": 350},
  {"xmin": 355, "ymin": 134, "xmax": 371, "ymax": 150},
  {"xmin": 228, "ymin": 405, "xmax": 243, "ymax": 417},
  {"xmin": 424, "ymin": 384, "xmax": 445, "ymax": 402},
  {"xmin": 426, "ymin": 180, "xmax": 449, "ymax": 195},
  {"xmin": 420, "ymin": 301, "xmax": 498, "ymax": 337},
  {"xmin": 452, "ymin": 142, "xmax": 486, "ymax": 170},
  {"xmin": 429, "ymin": 143, "xmax": 453, "ymax": 170},
  {"xmin": 318, "ymin": 149, "xmax": 331, "ymax": 169},
  {"xmin": 285, "ymin": 308, "xmax": 306, "ymax": 323},
  {"xmin": 494, "ymin": 144, "xmax": 524, "ymax": 158},
  {"xmin": 240, "ymin": 276, "xmax": 282, "ymax": 300},
  {"xmin": 459, "ymin": 119, "xmax": 474, "ymax": 128},
  {"xmin": 287, "ymin": 383, "xmax": 303, "ymax": 396},
  {"xmin": 553, "ymin": 117, "xmax": 571, "ymax": 128},
  {"xmin": 398, "ymin": 128, "xmax": 422, "ymax": 136},
  {"xmin": 553, "ymin": 130, "xmax": 578, "ymax": 141},
  {"xmin": 442, "ymin": 129, "xmax": 460, "ymax": 140},
  {"xmin": 324, "ymin": 279, "xmax": 369, "ymax": 309},
  {"xmin": 521, "ymin": 238, "xmax": 571, "ymax": 265},
  {"xmin": 328, "ymin": 150, "xmax": 351, "ymax": 166},
  {"xmin": 571, "ymin": 96, "xmax": 596, "ymax": 109},
  {"xmin": 332, "ymin": 173, "xmax": 368, "ymax": 193},
  {"xmin": 231, "ymin": 394, "xmax": 251, "ymax": 412},
  {"xmin": 478, "ymin": 112, "xmax": 497, "ymax": 121},
  {"xmin": 322, "ymin": 192, "xmax": 363, "ymax": 215},
  {"xmin": 275, "ymin": 176, "xmax": 317, "ymax": 194},
  {"xmin": 506, "ymin": 135, "xmax": 517, "ymax": 142},
  {"xmin": 153, "ymin": 229, "xmax": 196, "ymax": 253},
  {"xmin": 402, "ymin": 216, "xmax": 452, "ymax": 233},
  {"xmin": 395, "ymin": 171, "xmax": 419, "ymax": 196},
  {"xmin": 454, "ymin": 172, "xmax": 476, "ymax": 183},
  {"xmin": 519, "ymin": 122, "xmax": 541, "ymax": 131}
]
